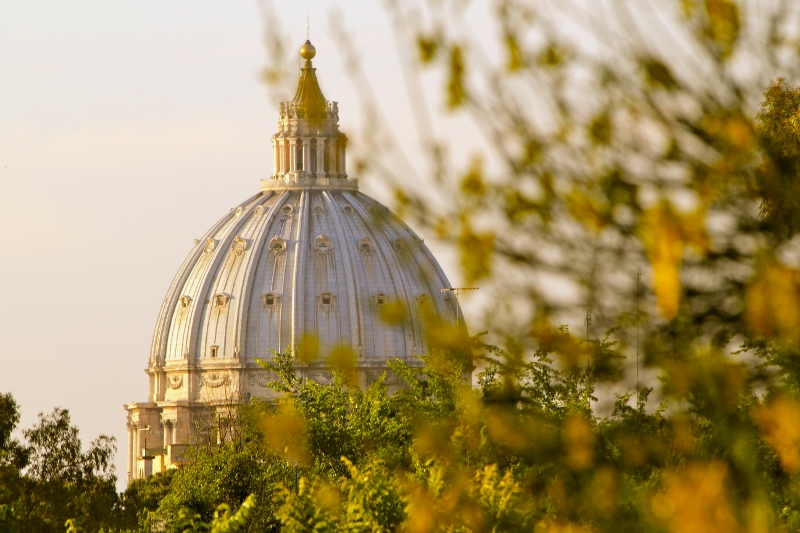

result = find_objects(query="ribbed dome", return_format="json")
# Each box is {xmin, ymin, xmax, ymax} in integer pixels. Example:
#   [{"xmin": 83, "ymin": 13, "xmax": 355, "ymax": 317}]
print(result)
[{"xmin": 149, "ymin": 188, "xmax": 457, "ymax": 378}]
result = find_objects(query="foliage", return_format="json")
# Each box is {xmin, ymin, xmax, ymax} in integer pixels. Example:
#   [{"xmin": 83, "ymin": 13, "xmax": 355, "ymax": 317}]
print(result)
[
  {"xmin": 0, "ymin": 399, "xmax": 123, "ymax": 533},
  {"xmin": 250, "ymin": 4, "xmax": 800, "ymax": 528}
]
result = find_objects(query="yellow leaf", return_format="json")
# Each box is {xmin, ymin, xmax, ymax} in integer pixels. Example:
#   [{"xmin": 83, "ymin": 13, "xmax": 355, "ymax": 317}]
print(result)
[
  {"xmin": 379, "ymin": 299, "xmax": 407, "ymax": 325},
  {"xmin": 641, "ymin": 205, "xmax": 684, "ymax": 319},
  {"xmin": 652, "ymin": 462, "xmax": 743, "ymax": 533},
  {"xmin": 458, "ymin": 224, "xmax": 494, "ymax": 283},
  {"xmin": 746, "ymin": 259, "xmax": 800, "ymax": 341},
  {"xmin": 447, "ymin": 45, "xmax": 467, "ymax": 109},
  {"xmin": 295, "ymin": 334, "xmax": 319, "ymax": 363},
  {"xmin": 327, "ymin": 345, "xmax": 358, "ymax": 387},
  {"xmin": 563, "ymin": 415, "xmax": 594, "ymax": 470},
  {"xmin": 505, "ymin": 32, "xmax": 524, "ymax": 71},
  {"xmin": 705, "ymin": 0, "xmax": 740, "ymax": 59},
  {"xmin": 753, "ymin": 396, "xmax": 800, "ymax": 474},
  {"xmin": 459, "ymin": 157, "xmax": 484, "ymax": 196}
]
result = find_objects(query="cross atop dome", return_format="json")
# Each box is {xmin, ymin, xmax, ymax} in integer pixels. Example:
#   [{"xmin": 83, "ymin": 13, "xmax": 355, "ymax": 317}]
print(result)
[{"xmin": 265, "ymin": 40, "xmax": 352, "ymax": 191}]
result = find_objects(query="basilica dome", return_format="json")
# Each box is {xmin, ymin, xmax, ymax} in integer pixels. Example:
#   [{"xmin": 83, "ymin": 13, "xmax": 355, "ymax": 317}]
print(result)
[{"xmin": 125, "ymin": 41, "xmax": 459, "ymax": 481}]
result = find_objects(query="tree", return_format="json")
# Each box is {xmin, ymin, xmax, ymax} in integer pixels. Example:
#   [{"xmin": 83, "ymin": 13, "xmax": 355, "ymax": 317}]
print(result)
[
  {"xmin": 0, "ymin": 399, "xmax": 122, "ymax": 533},
  {"xmin": 251, "ymin": 0, "xmax": 800, "ymax": 530}
]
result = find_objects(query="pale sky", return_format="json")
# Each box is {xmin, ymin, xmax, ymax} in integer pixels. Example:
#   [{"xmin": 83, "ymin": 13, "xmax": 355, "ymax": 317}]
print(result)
[{"xmin": 0, "ymin": 1, "xmax": 488, "ymax": 490}]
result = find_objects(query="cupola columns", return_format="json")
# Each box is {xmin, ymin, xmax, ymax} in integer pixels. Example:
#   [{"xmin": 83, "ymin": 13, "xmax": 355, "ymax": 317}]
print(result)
[{"xmin": 268, "ymin": 40, "xmax": 349, "ymax": 185}]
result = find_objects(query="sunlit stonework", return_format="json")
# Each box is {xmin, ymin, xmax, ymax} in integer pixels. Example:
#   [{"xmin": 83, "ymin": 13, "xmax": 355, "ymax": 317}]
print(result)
[{"xmin": 124, "ymin": 41, "xmax": 459, "ymax": 481}]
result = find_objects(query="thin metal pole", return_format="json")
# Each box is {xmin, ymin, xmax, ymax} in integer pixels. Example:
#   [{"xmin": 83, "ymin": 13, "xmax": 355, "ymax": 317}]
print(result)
[
  {"xmin": 440, "ymin": 287, "xmax": 478, "ymax": 330},
  {"xmin": 636, "ymin": 269, "xmax": 641, "ymax": 407}
]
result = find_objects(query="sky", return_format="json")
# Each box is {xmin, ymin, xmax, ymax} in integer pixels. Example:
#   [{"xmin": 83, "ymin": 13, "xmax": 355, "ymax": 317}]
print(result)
[{"xmin": 0, "ymin": 0, "xmax": 488, "ymax": 490}]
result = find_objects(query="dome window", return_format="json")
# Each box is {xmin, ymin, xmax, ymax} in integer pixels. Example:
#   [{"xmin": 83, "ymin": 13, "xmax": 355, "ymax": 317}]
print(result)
[
  {"xmin": 343, "ymin": 205, "xmax": 353, "ymax": 215},
  {"xmin": 393, "ymin": 237, "xmax": 407, "ymax": 254},
  {"xmin": 358, "ymin": 237, "xmax": 374, "ymax": 254},
  {"xmin": 270, "ymin": 236, "xmax": 288, "ymax": 255},
  {"xmin": 254, "ymin": 205, "xmax": 265, "ymax": 216},
  {"xmin": 263, "ymin": 293, "xmax": 279, "ymax": 308},
  {"xmin": 231, "ymin": 236, "xmax": 247, "ymax": 256},
  {"xmin": 417, "ymin": 294, "xmax": 432, "ymax": 308},
  {"xmin": 315, "ymin": 234, "xmax": 332, "ymax": 252},
  {"xmin": 209, "ymin": 345, "xmax": 219, "ymax": 358},
  {"xmin": 179, "ymin": 296, "xmax": 192, "ymax": 309},
  {"xmin": 320, "ymin": 292, "xmax": 333, "ymax": 307},
  {"xmin": 203, "ymin": 238, "xmax": 216, "ymax": 254},
  {"xmin": 375, "ymin": 293, "xmax": 388, "ymax": 306},
  {"xmin": 281, "ymin": 205, "xmax": 294, "ymax": 215},
  {"xmin": 235, "ymin": 206, "xmax": 243, "ymax": 217},
  {"xmin": 213, "ymin": 294, "xmax": 229, "ymax": 307},
  {"xmin": 313, "ymin": 205, "xmax": 324, "ymax": 214}
]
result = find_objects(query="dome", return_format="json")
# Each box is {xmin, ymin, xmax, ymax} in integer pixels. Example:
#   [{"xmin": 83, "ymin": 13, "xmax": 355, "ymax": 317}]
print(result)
[
  {"xmin": 148, "ymin": 187, "xmax": 457, "ymax": 385},
  {"xmin": 124, "ymin": 41, "xmax": 459, "ymax": 481}
]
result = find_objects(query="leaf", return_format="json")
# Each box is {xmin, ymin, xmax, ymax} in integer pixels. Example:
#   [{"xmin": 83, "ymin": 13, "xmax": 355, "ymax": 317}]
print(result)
[
  {"xmin": 589, "ymin": 111, "xmax": 612, "ymax": 145},
  {"xmin": 643, "ymin": 59, "xmax": 678, "ymax": 90},
  {"xmin": 447, "ymin": 45, "xmax": 467, "ymax": 109},
  {"xmin": 753, "ymin": 397, "xmax": 800, "ymax": 474},
  {"xmin": 328, "ymin": 345, "xmax": 358, "ymax": 387},
  {"xmin": 704, "ymin": 0, "xmax": 740, "ymax": 59},
  {"xmin": 379, "ymin": 299, "xmax": 407, "ymax": 325},
  {"xmin": 296, "ymin": 334, "xmax": 320, "ymax": 363},
  {"xmin": 505, "ymin": 32, "xmax": 524, "ymax": 72},
  {"xmin": 417, "ymin": 36, "xmax": 438, "ymax": 64},
  {"xmin": 745, "ymin": 258, "xmax": 800, "ymax": 341},
  {"xmin": 459, "ymin": 157, "xmax": 484, "ymax": 196},
  {"xmin": 458, "ymin": 224, "xmax": 494, "ymax": 283},
  {"xmin": 640, "ymin": 204, "xmax": 684, "ymax": 319}
]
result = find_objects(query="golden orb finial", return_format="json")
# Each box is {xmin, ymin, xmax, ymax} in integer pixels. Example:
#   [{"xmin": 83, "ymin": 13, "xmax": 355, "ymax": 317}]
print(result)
[{"xmin": 300, "ymin": 40, "xmax": 316, "ymax": 61}]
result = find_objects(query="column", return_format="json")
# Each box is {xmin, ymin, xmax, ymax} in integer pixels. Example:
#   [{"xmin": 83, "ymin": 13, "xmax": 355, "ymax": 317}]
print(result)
[
  {"xmin": 302, "ymin": 139, "xmax": 311, "ymax": 175},
  {"xmin": 289, "ymin": 139, "xmax": 297, "ymax": 173},
  {"xmin": 340, "ymin": 140, "xmax": 346, "ymax": 177},
  {"xmin": 316, "ymin": 138, "xmax": 326, "ymax": 178},
  {"xmin": 127, "ymin": 423, "xmax": 134, "ymax": 482},
  {"xmin": 272, "ymin": 139, "xmax": 278, "ymax": 176}
]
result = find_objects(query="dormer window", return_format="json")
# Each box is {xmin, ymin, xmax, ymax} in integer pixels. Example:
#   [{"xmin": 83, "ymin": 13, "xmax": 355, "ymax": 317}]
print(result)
[
  {"xmin": 375, "ymin": 293, "xmax": 388, "ymax": 306},
  {"xmin": 231, "ymin": 236, "xmax": 247, "ymax": 256},
  {"xmin": 209, "ymin": 345, "xmax": 218, "ymax": 358},
  {"xmin": 358, "ymin": 237, "xmax": 374, "ymax": 254},
  {"xmin": 179, "ymin": 296, "xmax": 191, "ymax": 309},
  {"xmin": 270, "ymin": 236, "xmax": 288, "ymax": 255},
  {"xmin": 281, "ymin": 205, "xmax": 293, "ymax": 215},
  {"xmin": 315, "ymin": 234, "xmax": 332, "ymax": 252},
  {"xmin": 343, "ymin": 205, "xmax": 353, "ymax": 215},
  {"xmin": 213, "ymin": 294, "xmax": 229, "ymax": 307},
  {"xmin": 320, "ymin": 293, "xmax": 333, "ymax": 307},
  {"xmin": 313, "ymin": 205, "xmax": 324, "ymax": 214},
  {"xmin": 263, "ymin": 293, "xmax": 279, "ymax": 308}
]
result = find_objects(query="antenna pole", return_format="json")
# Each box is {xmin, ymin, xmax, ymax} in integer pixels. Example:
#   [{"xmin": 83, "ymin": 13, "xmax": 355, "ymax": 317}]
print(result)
[
  {"xmin": 636, "ymin": 268, "xmax": 641, "ymax": 408},
  {"xmin": 440, "ymin": 287, "xmax": 479, "ymax": 329}
]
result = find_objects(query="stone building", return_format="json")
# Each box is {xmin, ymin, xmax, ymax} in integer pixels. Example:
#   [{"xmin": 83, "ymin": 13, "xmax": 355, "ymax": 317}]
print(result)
[{"xmin": 124, "ymin": 40, "xmax": 460, "ymax": 481}]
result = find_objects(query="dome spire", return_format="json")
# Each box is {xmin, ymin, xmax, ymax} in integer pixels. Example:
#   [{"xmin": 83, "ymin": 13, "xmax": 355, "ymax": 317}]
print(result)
[
  {"xmin": 266, "ymin": 40, "xmax": 351, "ymax": 189},
  {"xmin": 293, "ymin": 39, "xmax": 326, "ymax": 120}
]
